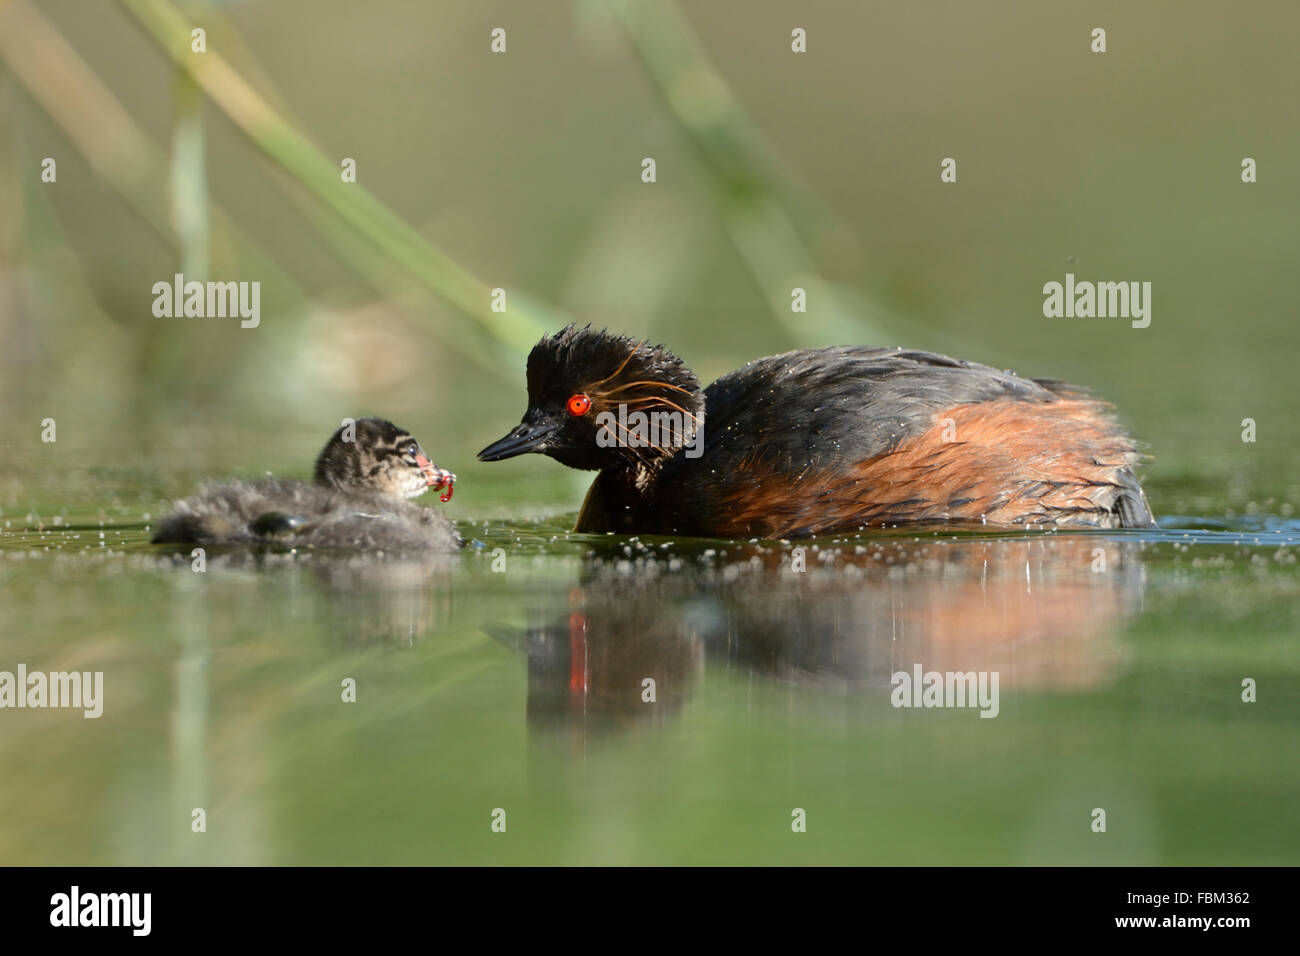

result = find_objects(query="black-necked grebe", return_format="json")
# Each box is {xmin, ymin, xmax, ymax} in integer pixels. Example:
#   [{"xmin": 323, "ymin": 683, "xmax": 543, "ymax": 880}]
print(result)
[
  {"xmin": 478, "ymin": 325, "xmax": 1154, "ymax": 537},
  {"xmin": 154, "ymin": 418, "xmax": 460, "ymax": 551}
]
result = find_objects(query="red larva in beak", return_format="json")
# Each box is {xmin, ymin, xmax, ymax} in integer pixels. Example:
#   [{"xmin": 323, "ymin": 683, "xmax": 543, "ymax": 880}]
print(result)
[{"xmin": 417, "ymin": 454, "xmax": 455, "ymax": 502}]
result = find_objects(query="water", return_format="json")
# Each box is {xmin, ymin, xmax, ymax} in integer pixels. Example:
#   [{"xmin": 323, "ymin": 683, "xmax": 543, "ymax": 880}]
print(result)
[{"xmin": 2, "ymin": 497, "xmax": 1297, "ymax": 865}]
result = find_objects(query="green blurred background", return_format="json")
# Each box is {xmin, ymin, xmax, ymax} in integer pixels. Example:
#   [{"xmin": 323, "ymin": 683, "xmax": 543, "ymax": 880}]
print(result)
[{"xmin": 1, "ymin": 0, "xmax": 1296, "ymax": 519}]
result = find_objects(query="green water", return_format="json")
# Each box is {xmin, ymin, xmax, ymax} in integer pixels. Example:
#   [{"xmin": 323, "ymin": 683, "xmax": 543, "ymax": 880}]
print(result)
[{"xmin": 2, "ymin": 468, "xmax": 1297, "ymax": 865}]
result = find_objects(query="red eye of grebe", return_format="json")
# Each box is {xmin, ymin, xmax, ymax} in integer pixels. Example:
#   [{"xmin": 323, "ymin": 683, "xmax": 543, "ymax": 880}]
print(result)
[{"xmin": 567, "ymin": 394, "xmax": 592, "ymax": 416}]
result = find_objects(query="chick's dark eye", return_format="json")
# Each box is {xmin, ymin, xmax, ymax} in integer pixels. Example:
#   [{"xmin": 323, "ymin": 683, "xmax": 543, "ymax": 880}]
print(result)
[
  {"xmin": 567, "ymin": 394, "xmax": 592, "ymax": 416},
  {"xmin": 402, "ymin": 442, "xmax": 418, "ymax": 457}
]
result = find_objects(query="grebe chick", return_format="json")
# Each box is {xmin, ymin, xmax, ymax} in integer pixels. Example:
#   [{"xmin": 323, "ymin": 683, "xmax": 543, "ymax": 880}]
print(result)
[
  {"xmin": 153, "ymin": 418, "xmax": 461, "ymax": 552},
  {"xmin": 478, "ymin": 325, "xmax": 1156, "ymax": 537}
]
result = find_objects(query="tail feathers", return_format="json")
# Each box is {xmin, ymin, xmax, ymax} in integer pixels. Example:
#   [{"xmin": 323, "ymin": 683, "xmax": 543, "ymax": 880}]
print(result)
[
  {"xmin": 1112, "ymin": 468, "xmax": 1157, "ymax": 529},
  {"xmin": 151, "ymin": 511, "xmax": 241, "ymax": 544}
]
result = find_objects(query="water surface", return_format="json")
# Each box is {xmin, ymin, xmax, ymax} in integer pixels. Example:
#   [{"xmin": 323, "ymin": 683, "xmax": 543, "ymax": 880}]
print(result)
[{"xmin": 2, "ymin": 485, "xmax": 1296, "ymax": 865}]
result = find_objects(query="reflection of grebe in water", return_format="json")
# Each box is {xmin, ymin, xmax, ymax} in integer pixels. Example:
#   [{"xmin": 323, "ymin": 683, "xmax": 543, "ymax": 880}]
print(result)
[
  {"xmin": 311, "ymin": 557, "xmax": 456, "ymax": 647},
  {"xmin": 500, "ymin": 535, "xmax": 1144, "ymax": 736}
]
